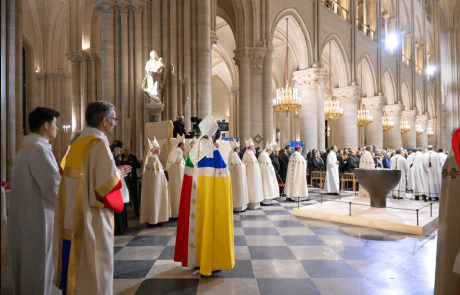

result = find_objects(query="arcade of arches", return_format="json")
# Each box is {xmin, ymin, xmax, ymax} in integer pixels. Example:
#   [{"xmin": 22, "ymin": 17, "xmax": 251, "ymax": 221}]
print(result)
[{"xmin": 2, "ymin": 0, "xmax": 460, "ymax": 183}]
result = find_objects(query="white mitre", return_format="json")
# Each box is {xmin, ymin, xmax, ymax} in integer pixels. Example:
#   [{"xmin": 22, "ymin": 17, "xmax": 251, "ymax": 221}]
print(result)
[
  {"xmin": 188, "ymin": 115, "xmax": 218, "ymax": 165},
  {"xmin": 246, "ymin": 138, "xmax": 255, "ymax": 147}
]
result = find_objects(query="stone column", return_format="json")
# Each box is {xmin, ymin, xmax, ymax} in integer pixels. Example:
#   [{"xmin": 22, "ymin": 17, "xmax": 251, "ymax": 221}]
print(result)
[
  {"xmin": 316, "ymin": 69, "xmax": 328, "ymax": 149},
  {"xmin": 89, "ymin": 52, "xmax": 98, "ymax": 102},
  {"xmin": 416, "ymin": 114, "xmax": 430, "ymax": 150},
  {"xmin": 235, "ymin": 54, "xmax": 251, "ymax": 146},
  {"xmin": 99, "ymin": 4, "xmax": 115, "ymax": 105},
  {"xmin": 263, "ymin": 49, "xmax": 273, "ymax": 143},
  {"xmin": 293, "ymin": 68, "xmax": 321, "ymax": 150},
  {"xmin": 196, "ymin": 0, "xmax": 211, "ymax": 117},
  {"xmin": 37, "ymin": 73, "xmax": 46, "ymax": 107},
  {"xmin": 401, "ymin": 110, "xmax": 418, "ymax": 149},
  {"xmin": 134, "ymin": 6, "xmax": 144, "ymax": 157},
  {"xmin": 1, "ymin": 0, "xmax": 6, "ymax": 181},
  {"xmin": 183, "ymin": 0, "xmax": 191, "ymax": 131},
  {"xmin": 362, "ymin": 96, "xmax": 386, "ymax": 149},
  {"xmin": 333, "ymin": 86, "xmax": 362, "ymax": 149},
  {"xmin": 428, "ymin": 118, "xmax": 436, "ymax": 147},
  {"xmin": 231, "ymin": 86, "xmax": 239, "ymax": 137},
  {"xmin": 67, "ymin": 53, "xmax": 81, "ymax": 131},
  {"xmin": 384, "ymin": 104, "xmax": 405, "ymax": 149},
  {"xmin": 119, "ymin": 6, "xmax": 129, "ymax": 145},
  {"xmin": 249, "ymin": 52, "xmax": 264, "ymax": 139},
  {"xmin": 169, "ymin": 0, "xmax": 177, "ymax": 119},
  {"xmin": 279, "ymin": 112, "xmax": 290, "ymax": 147},
  {"xmin": 79, "ymin": 51, "xmax": 89, "ymax": 129}
]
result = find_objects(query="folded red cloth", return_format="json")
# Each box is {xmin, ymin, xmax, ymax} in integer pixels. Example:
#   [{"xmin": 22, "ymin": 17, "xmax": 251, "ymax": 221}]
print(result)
[{"xmin": 1, "ymin": 181, "xmax": 11, "ymax": 189}]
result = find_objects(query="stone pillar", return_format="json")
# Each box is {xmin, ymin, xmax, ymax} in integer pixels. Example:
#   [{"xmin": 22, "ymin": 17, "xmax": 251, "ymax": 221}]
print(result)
[
  {"xmin": 196, "ymin": 0, "xmax": 211, "ymax": 117},
  {"xmin": 99, "ymin": 4, "xmax": 115, "ymax": 105},
  {"xmin": 316, "ymin": 69, "xmax": 328, "ymax": 149},
  {"xmin": 401, "ymin": 110, "xmax": 418, "ymax": 149},
  {"xmin": 67, "ymin": 53, "xmax": 81, "ymax": 131},
  {"xmin": 119, "ymin": 6, "xmax": 129, "ymax": 146},
  {"xmin": 79, "ymin": 51, "xmax": 89, "ymax": 129},
  {"xmin": 416, "ymin": 114, "xmax": 430, "ymax": 150},
  {"xmin": 293, "ymin": 68, "xmax": 322, "ymax": 150},
  {"xmin": 235, "ymin": 54, "xmax": 251, "ymax": 146},
  {"xmin": 134, "ymin": 6, "xmax": 144, "ymax": 157},
  {"xmin": 231, "ymin": 86, "xmax": 239, "ymax": 137},
  {"xmin": 290, "ymin": 114, "xmax": 296, "ymax": 141},
  {"xmin": 428, "ymin": 118, "xmax": 436, "ymax": 147},
  {"xmin": 263, "ymin": 49, "xmax": 273, "ymax": 143},
  {"xmin": 279, "ymin": 112, "xmax": 290, "ymax": 147},
  {"xmin": 362, "ymin": 96, "xmax": 386, "ymax": 149},
  {"xmin": 333, "ymin": 86, "xmax": 362, "ymax": 149},
  {"xmin": 183, "ymin": 0, "xmax": 191, "ymax": 131},
  {"xmin": 249, "ymin": 52, "xmax": 264, "ymax": 139},
  {"xmin": 169, "ymin": 0, "xmax": 177, "ymax": 119},
  {"xmin": 384, "ymin": 104, "xmax": 404, "ymax": 149},
  {"xmin": 1, "ymin": 0, "xmax": 6, "ymax": 181},
  {"xmin": 38, "ymin": 73, "xmax": 46, "ymax": 107},
  {"xmin": 89, "ymin": 52, "xmax": 98, "ymax": 102}
]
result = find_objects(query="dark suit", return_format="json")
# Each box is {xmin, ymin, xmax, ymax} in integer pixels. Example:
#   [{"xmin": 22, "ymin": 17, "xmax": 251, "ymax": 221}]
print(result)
[
  {"xmin": 311, "ymin": 158, "xmax": 324, "ymax": 172},
  {"xmin": 269, "ymin": 153, "xmax": 280, "ymax": 180},
  {"xmin": 279, "ymin": 154, "xmax": 289, "ymax": 184},
  {"xmin": 113, "ymin": 153, "xmax": 127, "ymax": 235},
  {"xmin": 121, "ymin": 154, "xmax": 141, "ymax": 214},
  {"xmin": 347, "ymin": 155, "xmax": 359, "ymax": 173}
]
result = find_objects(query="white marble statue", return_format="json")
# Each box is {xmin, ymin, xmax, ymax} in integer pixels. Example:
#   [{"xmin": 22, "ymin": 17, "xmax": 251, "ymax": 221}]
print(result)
[{"xmin": 142, "ymin": 50, "xmax": 166, "ymax": 103}]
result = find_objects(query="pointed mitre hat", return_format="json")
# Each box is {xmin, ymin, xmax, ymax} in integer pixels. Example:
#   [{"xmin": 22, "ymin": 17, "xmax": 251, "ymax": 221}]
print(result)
[
  {"xmin": 265, "ymin": 141, "xmax": 273, "ymax": 150},
  {"xmin": 245, "ymin": 138, "xmax": 255, "ymax": 147},
  {"xmin": 148, "ymin": 137, "xmax": 160, "ymax": 151},
  {"xmin": 198, "ymin": 115, "xmax": 218, "ymax": 137},
  {"xmin": 176, "ymin": 134, "xmax": 185, "ymax": 146}
]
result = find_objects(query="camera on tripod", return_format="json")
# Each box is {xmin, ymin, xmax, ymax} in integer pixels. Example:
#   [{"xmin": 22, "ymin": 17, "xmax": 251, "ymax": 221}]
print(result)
[{"xmin": 190, "ymin": 117, "xmax": 203, "ymax": 135}]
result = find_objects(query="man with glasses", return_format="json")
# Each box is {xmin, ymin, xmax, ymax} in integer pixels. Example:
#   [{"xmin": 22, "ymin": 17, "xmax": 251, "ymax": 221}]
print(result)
[{"xmin": 53, "ymin": 101, "xmax": 129, "ymax": 294}]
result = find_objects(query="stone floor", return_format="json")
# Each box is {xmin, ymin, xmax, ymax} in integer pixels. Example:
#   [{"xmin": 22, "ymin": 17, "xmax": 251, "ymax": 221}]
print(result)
[
  {"xmin": 1, "ymin": 188, "xmax": 438, "ymax": 295},
  {"xmin": 112, "ymin": 188, "xmax": 437, "ymax": 295}
]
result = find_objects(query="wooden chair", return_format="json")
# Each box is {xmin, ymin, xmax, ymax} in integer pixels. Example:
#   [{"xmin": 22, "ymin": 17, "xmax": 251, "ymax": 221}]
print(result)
[
  {"xmin": 321, "ymin": 171, "xmax": 327, "ymax": 188},
  {"xmin": 341, "ymin": 173, "xmax": 357, "ymax": 191},
  {"xmin": 311, "ymin": 171, "xmax": 322, "ymax": 188}
]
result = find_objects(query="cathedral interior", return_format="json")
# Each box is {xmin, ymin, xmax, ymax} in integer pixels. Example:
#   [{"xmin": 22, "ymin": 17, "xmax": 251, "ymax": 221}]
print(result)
[{"xmin": 1, "ymin": 0, "xmax": 460, "ymax": 294}]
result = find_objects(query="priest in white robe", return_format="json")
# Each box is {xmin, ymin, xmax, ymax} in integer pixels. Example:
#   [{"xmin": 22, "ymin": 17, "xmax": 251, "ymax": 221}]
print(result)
[
  {"xmin": 411, "ymin": 148, "xmax": 429, "ymax": 201},
  {"xmin": 390, "ymin": 149, "xmax": 409, "ymax": 199},
  {"xmin": 166, "ymin": 134, "xmax": 186, "ymax": 217},
  {"xmin": 53, "ymin": 102, "xmax": 129, "ymax": 295},
  {"xmin": 8, "ymin": 107, "xmax": 62, "ymax": 295},
  {"xmin": 228, "ymin": 141, "xmax": 249, "ymax": 212},
  {"xmin": 258, "ymin": 142, "xmax": 280, "ymax": 205},
  {"xmin": 424, "ymin": 145, "xmax": 443, "ymax": 201},
  {"xmin": 437, "ymin": 148, "xmax": 447, "ymax": 166},
  {"xmin": 285, "ymin": 145, "xmax": 309, "ymax": 201},
  {"xmin": 406, "ymin": 151, "xmax": 416, "ymax": 191},
  {"xmin": 434, "ymin": 126, "xmax": 460, "ymax": 294},
  {"xmin": 242, "ymin": 138, "xmax": 264, "ymax": 209},
  {"xmin": 324, "ymin": 146, "xmax": 340, "ymax": 194},
  {"xmin": 140, "ymin": 137, "xmax": 170, "ymax": 226},
  {"xmin": 358, "ymin": 146, "xmax": 375, "ymax": 198}
]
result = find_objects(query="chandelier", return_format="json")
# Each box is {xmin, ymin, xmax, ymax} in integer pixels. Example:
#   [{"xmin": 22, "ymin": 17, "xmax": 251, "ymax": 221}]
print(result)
[
  {"xmin": 273, "ymin": 18, "xmax": 301, "ymax": 118},
  {"xmin": 324, "ymin": 41, "xmax": 342, "ymax": 136},
  {"xmin": 357, "ymin": 103, "xmax": 372, "ymax": 127},
  {"xmin": 416, "ymin": 125, "xmax": 424, "ymax": 136},
  {"xmin": 400, "ymin": 119, "xmax": 410, "ymax": 134},
  {"xmin": 382, "ymin": 111, "xmax": 394, "ymax": 134},
  {"xmin": 427, "ymin": 128, "xmax": 434, "ymax": 138}
]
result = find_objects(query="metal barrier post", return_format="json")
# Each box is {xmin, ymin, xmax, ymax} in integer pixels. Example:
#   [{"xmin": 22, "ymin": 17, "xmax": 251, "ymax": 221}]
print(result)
[
  {"xmin": 321, "ymin": 193, "xmax": 323, "ymax": 204},
  {"xmin": 349, "ymin": 202, "xmax": 351, "ymax": 216},
  {"xmin": 430, "ymin": 203, "xmax": 432, "ymax": 217},
  {"xmin": 416, "ymin": 209, "xmax": 419, "ymax": 226},
  {"xmin": 298, "ymin": 196, "xmax": 300, "ymax": 209}
]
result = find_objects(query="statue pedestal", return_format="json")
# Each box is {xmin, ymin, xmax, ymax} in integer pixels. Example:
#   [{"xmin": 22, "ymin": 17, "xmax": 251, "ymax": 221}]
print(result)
[{"xmin": 145, "ymin": 102, "xmax": 164, "ymax": 122}]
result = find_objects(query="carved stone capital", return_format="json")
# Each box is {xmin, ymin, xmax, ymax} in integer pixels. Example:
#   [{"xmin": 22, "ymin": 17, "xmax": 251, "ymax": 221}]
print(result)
[
  {"xmin": 362, "ymin": 96, "xmax": 387, "ymax": 110},
  {"xmin": 233, "ymin": 52, "xmax": 250, "ymax": 67},
  {"xmin": 133, "ymin": 5, "xmax": 144, "ymax": 15},
  {"xmin": 401, "ymin": 109, "xmax": 419, "ymax": 121},
  {"xmin": 78, "ymin": 51, "xmax": 90, "ymax": 63},
  {"xmin": 249, "ymin": 52, "xmax": 265, "ymax": 74},
  {"xmin": 231, "ymin": 86, "xmax": 239, "ymax": 92},
  {"xmin": 99, "ymin": 4, "xmax": 115, "ymax": 14},
  {"xmin": 36, "ymin": 73, "xmax": 46, "ymax": 81},
  {"xmin": 292, "ymin": 68, "xmax": 326, "ymax": 89},
  {"xmin": 384, "ymin": 104, "xmax": 405, "ymax": 117},
  {"xmin": 66, "ymin": 53, "xmax": 81, "ymax": 63},
  {"xmin": 416, "ymin": 114, "xmax": 430, "ymax": 125},
  {"xmin": 211, "ymin": 31, "xmax": 218, "ymax": 46},
  {"xmin": 119, "ymin": 5, "xmax": 130, "ymax": 14},
  {"xmin": 89, "ymin": 52, "xmax": 99, "ymax": 63},
  {"xmin": 332, "ymin": 86, "xmax": 363, "ymax": 105}
]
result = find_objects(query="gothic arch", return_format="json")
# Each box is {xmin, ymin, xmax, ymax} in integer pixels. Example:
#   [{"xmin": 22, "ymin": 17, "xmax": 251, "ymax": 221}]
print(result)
[
  {"xmin": 401, "ymin": 79, "xmax": 411, "ymax": 110},
  {"xmin": 357, "ymin": 54, "xmax": 377, "ymax": 97},
  {"xmin": 320, "ymin": 35, "xmax": 351, "ymax": 88},
  {"xmin": 383, "ymin": 68, "xmax": 396, "ymax": 104}
]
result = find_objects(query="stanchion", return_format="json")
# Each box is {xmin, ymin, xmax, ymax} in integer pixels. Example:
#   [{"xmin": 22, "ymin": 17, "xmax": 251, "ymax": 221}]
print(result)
[
  {"xmin": 321, "ymin": 193, "xmax": 323, "ymax": 204},
  {"xmin": 349, "ymin": 202, "xmax": 351, "ymax": 216},
  {"xmin": 298, "ymin": 196, "xmax": 300, "ymax": 209},
  {"xmin": 416, "ymin": 209, "xmax": 419, "ymax": 226},
  {"xmin": 430, "ymin": 203, "xmax": 432, "ymax": 217}
]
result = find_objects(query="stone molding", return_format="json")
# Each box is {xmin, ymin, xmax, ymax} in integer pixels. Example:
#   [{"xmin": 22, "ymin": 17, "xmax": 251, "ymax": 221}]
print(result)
[
  {"xmin": 231, "ymin": 86, "xmax": 239, "ymax": 92},
  {"xmin": 416, "ymin": 114, "xmax": 430, "ymax": 124},
  {"xmin": 79, "ymin": 51, "xmax": 90, "ymax": 63},
  {"xmin": 401, "ymin": 109, "xmax": 419, "ymax": 121},
  {"xmin": 249, "ymin": 52, "xmax": 265, "ymax": 74},
  {"xmin": 332, "ymin": 86, "xmax": 362, "ymax": 105},
  {"xmin": 292, "ymin": 68, "xmax": 325, "ymax": 89},
  {"xmin": 428, "ymin": 118, "xmax": 436, "ymax": 125},
  {"xmin": 119, "ymin": 5, "xmax": 130, "ymax": 14},
  {"xmin": 362, "ymin": 96, "xmax": 387, "ymax": 110},
  {"xmin": 210, "ymin": 31, "xmax": 218, "ymax": 46},
  {"xmin": 133, "ymin": 6, "xmax": 144, "ymax": 15},
  {"xmin": 99, "ymin": 4, "xmax": 115, "ymax": 14},
  {"xmin": 384, "ymin": 104, "xmax": 405, "ymax": 117},
  {"xmin": 89, "ymin": 52, "xmax": 99, "ymax": 63},
  {"xmin": 66, "ymin": 53, "xmax": 81, "ymax": 63}
]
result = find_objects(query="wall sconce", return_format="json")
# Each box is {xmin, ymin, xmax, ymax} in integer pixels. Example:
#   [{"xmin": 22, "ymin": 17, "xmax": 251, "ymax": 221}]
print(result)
[{"xmin": 63, "ymin": 125, "xmax": 72, "ymax": 135}]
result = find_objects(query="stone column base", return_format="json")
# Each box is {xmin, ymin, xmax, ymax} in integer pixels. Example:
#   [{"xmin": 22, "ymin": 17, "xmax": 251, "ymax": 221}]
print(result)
[{"xmin": 145, "ymin": 102, "xmax": 165, "ymax": 122}]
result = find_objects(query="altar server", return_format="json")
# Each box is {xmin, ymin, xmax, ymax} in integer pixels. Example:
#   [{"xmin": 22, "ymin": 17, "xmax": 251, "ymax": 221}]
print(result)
[
  {"xmin": 424, "ymin": 145, "xmax": 443, "ymax": 201},
  {"xmin": 258, "ymin": 142, "xmax": 280, "ymax": 205},
  {"xmin": 140, "ymin": 137, "xmax": 170, "ymax": 226},
  {"xmin": 174, "ymin": 115, "xmax": 235, "ymax": 276},
  {"xmin": 435, "ymin": 127, "xmax": 460, "ymax": 294},
  {"xmin": 437, "ymin": 148, "xmax": 447, "ymax": 166},
  {"xmin": 324, "ymin": 146, "xmax": 340, "ymax": 195},
  {"xmin": 228, "ymin": 141, "xmax": 249, "ymax": 212},
  {"xmin": 411, "ymin": 148, "xmax": 429, "ymax": 201},
  {"xmin": 390, "ymin": 149, "xmax": 409, "ymax": 199},
  {"xmin": 406, "ymin": 151, "xmax": 416, "ymax": 191},
  {"xmin": 357, "ymin": 145, "xmax": 375, "ymax": 197},
  {"xmin": 166, "ymin": 134, "xmax": 186, "ymax": 217},
  {"xmin": 285, "ymin": 145, "xmax": 309, "ymax": 201},
  {"xmin": 8, "ymin": 107, "xmax": 61, "ymax": 295},
  {"xmin": 53, "ymin": 102, "xmax": 127, "ymax": 295},
  {"xmin": 242, "ymin": 138, "xmax": 264, "ymax": 209}
]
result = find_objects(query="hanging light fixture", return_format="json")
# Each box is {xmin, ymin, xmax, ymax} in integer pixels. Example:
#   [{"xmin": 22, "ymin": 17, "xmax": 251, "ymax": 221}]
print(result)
[
  {"xmin": 273, "ymin": 18, "xmax": 302, "ymax": 118},
  {"xmin": 382, "ymin": 109, "xmax": 394, "ymax": 134},
  {"xmin": 427, "ymin": 128, "xmax": 434, "ymax": 138},
  {"xmin": 357, "ymin": 103, "xmax": 373, "ymax": 128},
  {"xmin": 400, "ymin": 119, "xmax": 410, "ymax": 134},
  {"xmin": 416, "ymin": 125, "xmax": 424, "ymax": 136},
  {"xmin": 324, "ymin": 41, "xmax": 343, "ymax": 136}
]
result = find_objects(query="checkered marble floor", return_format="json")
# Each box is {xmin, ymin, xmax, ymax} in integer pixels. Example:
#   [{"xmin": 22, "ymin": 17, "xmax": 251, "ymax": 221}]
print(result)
[{"xmin": 114, "ymin": 187, "xmax": 438, "ymax": 295}]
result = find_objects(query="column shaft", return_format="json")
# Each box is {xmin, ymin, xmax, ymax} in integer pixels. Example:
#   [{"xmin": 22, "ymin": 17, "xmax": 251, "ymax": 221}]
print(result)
[
  {"xmin": 402, "ymin": 110, "xmax": 418, "ymax": 149},
  {"xmin": 183, "ymin": 0, "xmax": 192, "ymax": 131},
  {"xmin": 161, "ymin": 0, "xmax": 170, "ymax": 120},
  {"xmin": 100, "ymin": 5, "xmax": 115, "ymax": 105},
  {"xmin": 80, "ymin": 53, "xmax": 88, "ymax": 129},
  {"xmin": 317, "ymin": 81, "xmax": 326, "ymax": 149},
  {"xmin": 236, "ymin": 56, "xmax": 251, "ymax": 145},
  {"xmin": 134, "ymin": 7, "xmax": 144, "ymax": 157},
  {"xmin": 152, "ymin": 0, "xmax": 162, "ymax": 55},
  {"xmin": 120, "ymin": 7, "xmax": 130, "ymax": 146},
  {"xmin": 416, "ymin": 114, "xmax": 430, "ymax": 150},
  {"xmin": 362, "ymin": 96, "xmax": 386, "ymax": 149},
  {"xmin": 250, "ymin": 52, "xmax": 264, "ymax": 139},
  {"xmin": 196, "ymin": 0, "xmax": 211, "ymax": 117},
  {"xmin": 384, "ymin": 104, "xmax": 404, "ymax": 149},
  {"xmin": 333, "ymin": 86, "xmax": 362, "ymax": 149},
  {"xmin": 170, "ymin": 0, "xmax": 177, "ymax": 119},
  {"xmin": 263, "ymin": 50, "xmax": 273, "ymax": 143},
  {"xmin": 68, "ymin": 54, "xmax": 81, "ymax": 131}
]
